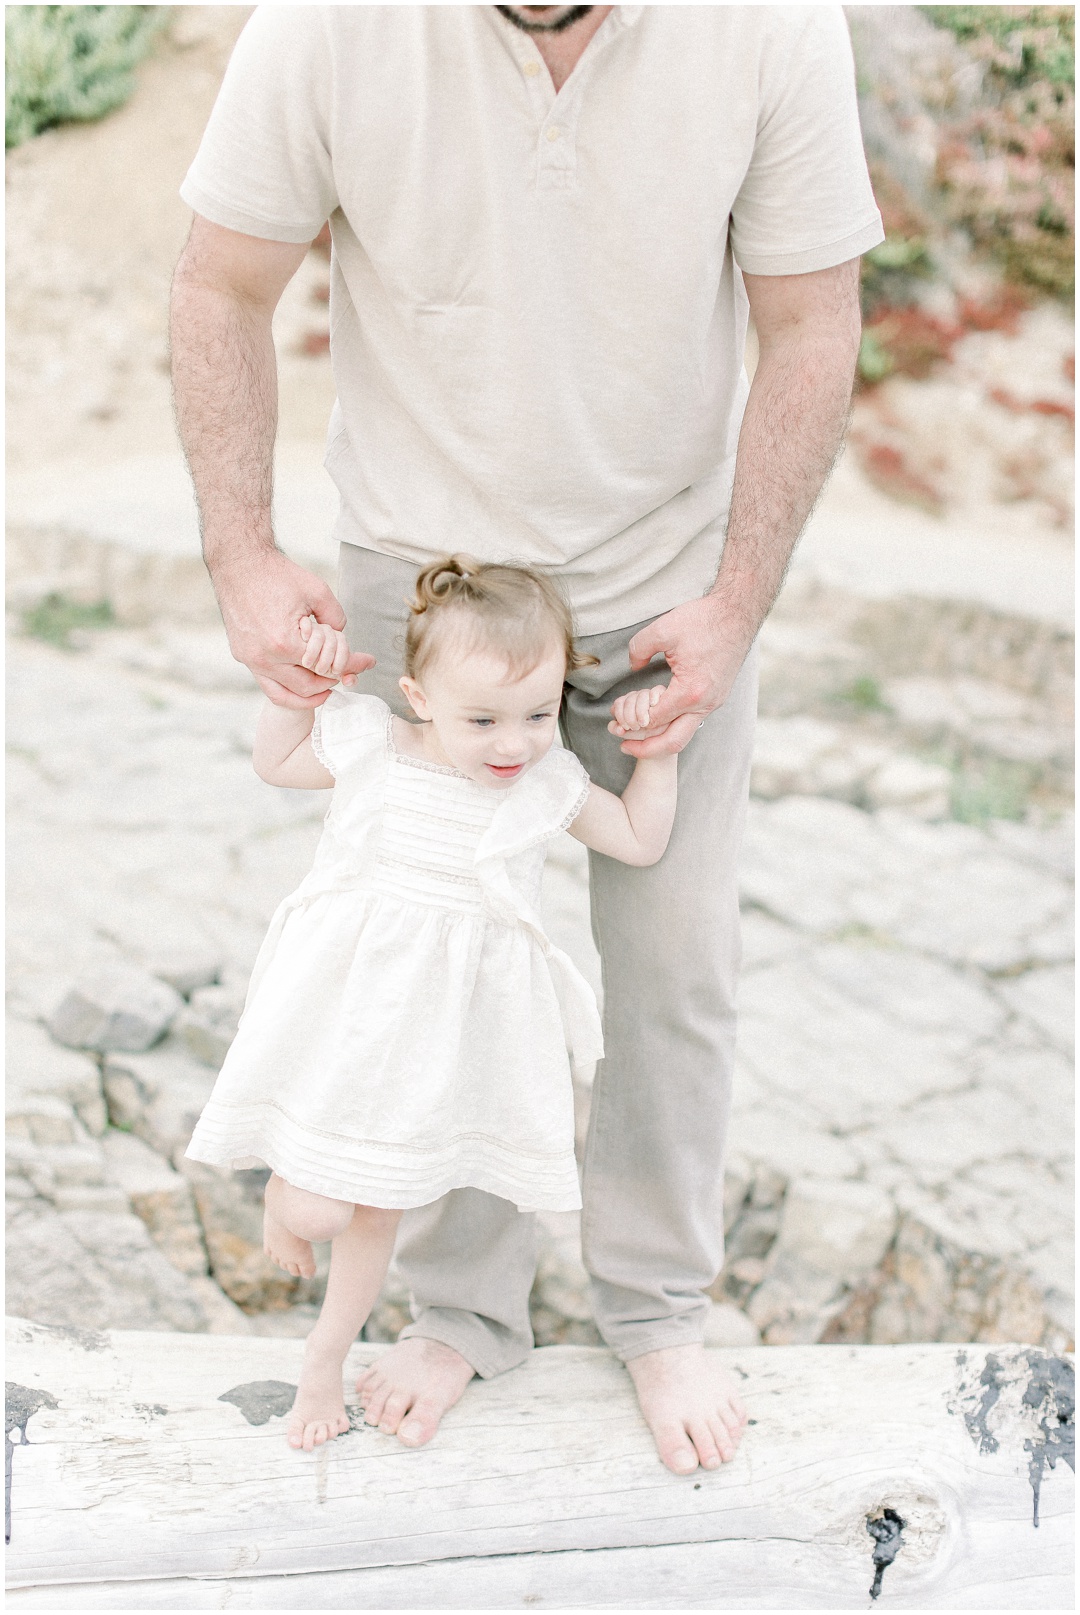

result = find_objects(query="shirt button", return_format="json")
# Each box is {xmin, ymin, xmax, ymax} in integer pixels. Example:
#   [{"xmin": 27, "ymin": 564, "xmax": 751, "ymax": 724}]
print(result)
[
  {"xmin": 546, "ymin": 126, "xmax": 561, "ymax": 142},
  {"xmin": 523, "ymin": 60, "xmax": 540, "ymax": 77}
]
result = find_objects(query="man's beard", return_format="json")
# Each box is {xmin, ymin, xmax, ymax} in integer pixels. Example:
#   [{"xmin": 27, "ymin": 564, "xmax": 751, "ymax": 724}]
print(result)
[{"xmin": 495, "ymin": 6, "xmax": 594, "ymax": 35}]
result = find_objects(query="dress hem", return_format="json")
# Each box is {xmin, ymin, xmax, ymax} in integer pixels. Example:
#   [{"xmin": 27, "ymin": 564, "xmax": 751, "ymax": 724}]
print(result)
[{"xmin": 185, "ymin": 1131, "xmax": 582, "ymax": 1216}]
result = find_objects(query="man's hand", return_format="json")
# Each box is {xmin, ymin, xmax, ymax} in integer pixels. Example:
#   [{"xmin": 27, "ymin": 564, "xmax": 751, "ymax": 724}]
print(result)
[
  {"xmin": 213, "ymin": 547, "xmax": 374, "ymax": 708},
  {"xmin": 613, "ymin": 597, "xmax": 748, "ymax": 758},
  {"xmin": 171, "ymin": 218, "xmax": 376, "ymax": 708}
]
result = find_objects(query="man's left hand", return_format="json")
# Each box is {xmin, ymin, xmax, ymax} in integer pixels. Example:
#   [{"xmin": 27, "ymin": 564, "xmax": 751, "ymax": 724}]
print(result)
[{"xmin": 610, "ymin": 596, "xmax": 751, "ymax": 758}]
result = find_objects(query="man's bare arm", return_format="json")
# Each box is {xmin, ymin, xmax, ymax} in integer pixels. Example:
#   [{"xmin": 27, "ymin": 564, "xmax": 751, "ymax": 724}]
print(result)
[
  {"xmin": 170, "ymin": 216, "xmax": 373, "ymax": 707},
  {"xmin": 617, "ymin": 259, "xmax": 862, "ymax": 757}
]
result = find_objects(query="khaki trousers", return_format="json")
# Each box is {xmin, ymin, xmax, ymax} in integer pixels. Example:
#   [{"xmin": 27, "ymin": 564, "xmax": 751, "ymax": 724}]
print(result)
[{"xmin": 336, "ymin": 543, "xmax": 757, "ymax": 1372}]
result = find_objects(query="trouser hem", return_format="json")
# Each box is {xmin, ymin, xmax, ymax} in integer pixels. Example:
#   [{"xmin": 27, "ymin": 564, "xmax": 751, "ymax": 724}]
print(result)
[
  {"xmin": 397, "ymin": 1315, "xmax": 532, "ymax": 1381},
  {"xmin": 605, "ymin": 1321, "xmax": 710, "ymax": 1365}
]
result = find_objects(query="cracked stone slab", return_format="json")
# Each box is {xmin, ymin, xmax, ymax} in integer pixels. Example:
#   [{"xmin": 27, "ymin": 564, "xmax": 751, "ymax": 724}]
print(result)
[{"xmin": 741, "ymin": 797, "xmax": 1072, "ymax": 970}]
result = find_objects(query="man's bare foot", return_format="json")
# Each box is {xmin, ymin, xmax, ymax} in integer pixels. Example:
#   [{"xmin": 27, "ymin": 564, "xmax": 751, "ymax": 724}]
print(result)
[
  {"xmin": 287, "ymin": 1339, "xmax": 351, "ymax": 1451},
  {"xmin": 263, "ymin": 1178, "xmax": 316, "ymax": 1278},
  {"xmin": 355, "ymin": 1337, "xmax": 475, "ymax": 1448},
  {"xmin": 627, "ymin": 1343, "xmax": 748, "ymax": 1475}
]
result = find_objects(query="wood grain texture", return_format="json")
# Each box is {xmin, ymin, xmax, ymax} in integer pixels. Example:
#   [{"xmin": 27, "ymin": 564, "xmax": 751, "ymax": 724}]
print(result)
[{"xmin": 5, "ymin": 1319, "xmax": 1073, "ymax": 1610}]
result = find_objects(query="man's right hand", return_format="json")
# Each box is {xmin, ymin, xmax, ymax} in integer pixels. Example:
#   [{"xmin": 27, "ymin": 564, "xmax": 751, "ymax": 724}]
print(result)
[{"xmin": 211, "ymin": 547, "xmax": 375, "ymax": 708}]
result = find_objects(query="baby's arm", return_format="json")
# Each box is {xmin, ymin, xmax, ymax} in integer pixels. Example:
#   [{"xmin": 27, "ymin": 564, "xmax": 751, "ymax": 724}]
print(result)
[
  {"xmin": 568, "ymin": 687, "xmax": 678, "ymax": 867},
  {"xmin": 252, "ymin": 618, "xmax": 352, "ymax": 788}
]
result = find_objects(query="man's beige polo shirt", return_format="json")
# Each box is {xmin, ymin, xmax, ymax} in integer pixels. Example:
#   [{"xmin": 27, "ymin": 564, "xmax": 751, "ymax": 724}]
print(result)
[{"xmin": 182, "ymin": 5, "xmax": 883, "ymax": 635}]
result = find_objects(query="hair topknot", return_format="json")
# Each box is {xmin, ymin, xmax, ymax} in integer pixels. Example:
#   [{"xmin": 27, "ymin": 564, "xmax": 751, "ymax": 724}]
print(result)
[{"xmin": 403, "ymin": 554, "xmax": 599, "ymax": 682}]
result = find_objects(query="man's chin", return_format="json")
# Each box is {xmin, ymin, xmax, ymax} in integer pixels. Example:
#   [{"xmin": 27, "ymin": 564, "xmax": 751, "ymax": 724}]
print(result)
[{"xmin": 495, "ymin": 5, "xmax": 594, "ymax": 36}]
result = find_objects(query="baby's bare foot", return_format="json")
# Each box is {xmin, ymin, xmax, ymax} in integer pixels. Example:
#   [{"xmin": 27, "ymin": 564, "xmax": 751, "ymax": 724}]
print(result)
[
  {"xmin": 627, "ymin": 1343, "xmax": 748, "ymax": 1475},
  {"xmin": 355, "ymin": 1337, "xmax": 475, "ymax": 1448},
  {"xmin": 263, "ymin": 1179, "xmax": 316, "ymax": 1278},
  {"xmin": 287, "ymin": 1341, "xmax": 351, "ymax": 1451}
]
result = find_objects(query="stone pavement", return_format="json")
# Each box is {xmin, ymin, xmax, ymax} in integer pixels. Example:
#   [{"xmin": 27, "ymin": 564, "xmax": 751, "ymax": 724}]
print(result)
[{"xmin": 5, "ymin": 564, "xmax": 1073, "ymax": 1356}]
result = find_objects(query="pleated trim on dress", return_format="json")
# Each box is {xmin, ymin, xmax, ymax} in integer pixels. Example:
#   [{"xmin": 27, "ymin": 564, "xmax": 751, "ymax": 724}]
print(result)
[{"xmin": 187, "ymin": 1097, "xmax": 583, "ymax": 1214}]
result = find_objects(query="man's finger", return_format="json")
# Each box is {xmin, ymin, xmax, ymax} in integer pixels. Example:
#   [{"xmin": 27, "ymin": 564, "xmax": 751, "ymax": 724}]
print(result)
[
  {"xmin": 260, "ymin": 659, "xmax": 339, "ymax": 698},
  {"xmin": 257, "ymin": 673, "xmax": 335, "ymax": 710},
  {"xmin": 627, "ymin": 621, "xmax": 669, "ymax": 671},
  {"xmin": 619, "ymin": 710, "xmax": 701, "ymax": 758},
  {"xmin": 309, "ymin": 586, "xmax": 347, "ymax": 632},
  {"xmin": 644, "ymin": 680, "xmax": 704, "ymax": 730}
]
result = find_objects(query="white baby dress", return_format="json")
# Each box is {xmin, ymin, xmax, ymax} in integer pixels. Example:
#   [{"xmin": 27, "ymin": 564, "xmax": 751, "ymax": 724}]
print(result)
[{"xmin": 185, "ymin": 692, "xmax": 603, "ymax": 1213}]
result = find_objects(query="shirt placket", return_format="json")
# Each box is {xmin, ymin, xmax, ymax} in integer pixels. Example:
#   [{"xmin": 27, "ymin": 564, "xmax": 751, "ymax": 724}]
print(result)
[{"xmin": 502, "ymin": 35, "xmax": 578, "ymax": 191}]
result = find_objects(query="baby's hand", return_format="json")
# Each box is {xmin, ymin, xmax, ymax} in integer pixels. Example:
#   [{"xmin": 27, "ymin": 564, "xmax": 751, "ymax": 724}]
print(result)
[
  {"xmin": 608, "ymin": 685, "xmax": 667, "ymax": 738},
  {"xmin": 299, "ymin": 616, "xmax": 358, "ymax": 687}
]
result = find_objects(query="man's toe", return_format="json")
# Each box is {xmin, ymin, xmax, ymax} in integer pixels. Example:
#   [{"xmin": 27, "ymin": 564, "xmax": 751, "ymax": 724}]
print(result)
[
  {"xmin": 362, "ymin": 1386, "xmax": 389, "ymax": 1426},
  {"xmin": 688, "ymin": 1419, "xmax": 723, "ymax": 1469},
  {"xmin": 378, "ymin": 1389, "xmax": 411, "ymax": 1433},
  {"xmin": 398, "ymin": 1396, "xmax": 441, "ymax": 1448},
  {"xmin": 653, "ymin": 1419, "xmax": 699, "ymax": 1474},
  {"xmin": 706, "ymin": 1415, "xmax": 737, "ymax": 1463}
]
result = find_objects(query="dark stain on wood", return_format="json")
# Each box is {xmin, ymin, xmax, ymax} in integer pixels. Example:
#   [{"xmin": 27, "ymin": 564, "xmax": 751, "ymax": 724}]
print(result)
[
  {"xmin": 218, "ymin": 1380, "xmax": 298, "ymax": 1426},
  {"xmin": 867, "ymin": 1507, "xmax": 905, "ymax": 1600},
  {"xmin": 955, "ymin": 1348, "xmax": 1075, "ymax": 1527},
  {"xmin": 1021, "ymin": 1355, "xmax": 1074, "ymax": 1528},
  {"xmin": 6, "ymin": 1383, "xmax": 59, "ymax": 1545}
]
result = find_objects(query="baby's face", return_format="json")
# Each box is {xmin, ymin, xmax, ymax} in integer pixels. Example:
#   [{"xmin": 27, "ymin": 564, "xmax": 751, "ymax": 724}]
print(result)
[{"xmin": 401, "ymin": 642, "xmax": 566, "ymax": 789}]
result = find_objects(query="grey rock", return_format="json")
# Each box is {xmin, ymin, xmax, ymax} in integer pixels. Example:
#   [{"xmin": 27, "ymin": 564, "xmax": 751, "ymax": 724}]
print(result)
[
  {"xmin": 5, "ymin": 1202, "xmax": 212, "ymax": 1333},
  {"xmin": 101, "ymin": 1127, "xmax": 209, "ymax": 1276},
  {"xmin": 703, "ymin": 1302, "xmax": 761, "ymax": 1348},
  {"xmin": 6, "ymin": 1016, "xmax": 107, "ymax": 1135},
  {"xmin": 740, "ymin": 796, "xmax": 1072, "ymax": 972},
  {"xmin": 51, "ymin": 1184, "xmax": 131, "ymax": 1213},
  {"xmin": 864, "ymin": 756, "xmax": 952, "ymax": 819},
  {"xmin": 49, "ymin": 964, "xmax": 184, "ymax": 1053},
  {"xmin": 6, "ymin": 1091, "xmax": 80, "ymax": 1146},
  {"xmin": 530, "ymin": 1209, "xmax": 602, "ymax": 1347},
  {"xmin": 865, "ymin": 1201, "xmax": 1059, "ymax": 1350},
  {"xmin": 994, "ymin": 964, "xmax": 1074, "ymax": 1056},
  {"xmin": 179, "ymin": 1159, "xmax": 321, "ymax": 1312},
  {"xmin": 175, "ymin": 983, "xmax": 245, "ymax": 1068},
  {"xmin": 102, "ymin": 1045, "xmax": 216, "ymax": 1158},
  {"xmin": 724, "ymin": 1206, "xmax": 781, "ymax": 1266},
  {"xmin": 722, "ymin": 1155, "xmax": 753, "ymax": 1233},
  {"xmin": 746, "ymin": 1267, "xmax": 846, "ymax": 1345},
  {"xmin": 775, "ymin": 1176, "xmax": 898, "ymax": 1282},
  {"xmin": 746, "ymin": 1178, "xmax": 898, "ymax": 1346},
  {"xmin": 27, "ymin": 1138, "xmax": 108, "ymax": 1188},
  {"xmin": 6, "ymin": 1125, "xmax": 108, "ymax": 1202},
  {"xmin": 146, "ymin": 948, "xmax": 223, "ymax": 1000},
  {"xmin": 185, "ymin": 1274, "xmax": 255, "ymax": 1335}
]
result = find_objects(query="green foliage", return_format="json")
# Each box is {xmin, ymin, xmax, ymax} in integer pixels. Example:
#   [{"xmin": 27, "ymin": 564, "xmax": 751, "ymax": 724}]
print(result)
[
  {"xmin": 6, "ymin": 6, "xmax": 165, "ymax": 149},
  {"xmin": 922, "ymin": 7, "xmax": 1074, "ymax": 88},
  {"xmin": 949, "ymin": 758, "xmax": 1031, "ymax": 823},
  {"xmin": 23, "ymin": 592, "xmax": 114, "ymax": 648},
  {"xmin": 919, "ymin": 6, "xmax": 1074, "ymax": 295},
  {"xmin": 860, "ymin": 236, "xmax": 936, "ymax": 324},
  {"xmin": 857, "ymin": 330, "xmax": 895, "ymax": 384},
  {"xmin": 832, "ymin": 676, "xmax": 892, "ymax": 713}
]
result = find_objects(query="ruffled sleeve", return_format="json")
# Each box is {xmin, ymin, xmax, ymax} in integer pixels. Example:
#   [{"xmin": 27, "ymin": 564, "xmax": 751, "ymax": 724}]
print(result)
[
  {"xmin": 474, "ymin": 745, "xmax": 590, "ymax": 865},
  {"xmin": 310, "ymin": 692, "xmax": 389, "ymax": 780}
]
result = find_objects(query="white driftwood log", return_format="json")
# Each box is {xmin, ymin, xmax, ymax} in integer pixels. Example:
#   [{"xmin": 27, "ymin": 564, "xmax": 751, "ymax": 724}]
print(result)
[{"xmin": 5, "ymin": 1319, "xmax": 1073, "ymax": 1611}]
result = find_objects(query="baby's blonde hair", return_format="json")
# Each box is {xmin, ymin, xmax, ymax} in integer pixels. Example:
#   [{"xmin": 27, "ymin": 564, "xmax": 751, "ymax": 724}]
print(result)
[{"xmin": 404, "ymin": 555, "xmax": 599, "ymax": 682}]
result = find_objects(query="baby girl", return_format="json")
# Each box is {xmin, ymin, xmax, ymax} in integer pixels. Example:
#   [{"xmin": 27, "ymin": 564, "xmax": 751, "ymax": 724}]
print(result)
[{"xmin": 186, "ymin": 555, "xmax": 680, "ymax": 1449}]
